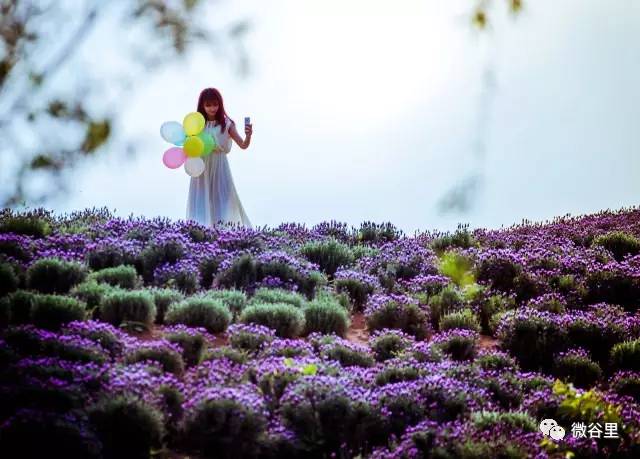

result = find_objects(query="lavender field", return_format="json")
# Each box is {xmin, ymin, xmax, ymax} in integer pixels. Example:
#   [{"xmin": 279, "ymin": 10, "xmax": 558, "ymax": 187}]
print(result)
[{"xmin": 1, "ymin": 206, "xmax": 640, "ymax": 459}]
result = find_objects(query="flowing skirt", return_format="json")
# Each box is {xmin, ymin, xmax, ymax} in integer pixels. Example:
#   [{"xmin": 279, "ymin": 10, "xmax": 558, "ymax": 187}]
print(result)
[{"xmin": 186, "ymin": 153, "xmax": 252, "ymax": 227}]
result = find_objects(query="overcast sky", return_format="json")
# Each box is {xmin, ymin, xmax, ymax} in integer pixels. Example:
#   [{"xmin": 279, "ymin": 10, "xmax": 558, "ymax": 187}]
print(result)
[{"xmin": 49, "ymin": 0, "xmax": 640, "ymax": 233}]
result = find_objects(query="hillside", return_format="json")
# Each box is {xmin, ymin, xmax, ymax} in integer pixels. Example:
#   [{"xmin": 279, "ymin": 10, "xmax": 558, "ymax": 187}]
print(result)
[{"xmin": 1, "ymin": 205, "xmax": 639, "ymax": 458}]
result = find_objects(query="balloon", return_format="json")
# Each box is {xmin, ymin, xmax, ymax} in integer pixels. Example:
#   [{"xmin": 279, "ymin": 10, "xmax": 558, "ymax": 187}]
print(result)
[
  {"xmin": 198, "ymin": 131, "xmax": 216, "ymax": 156},
  {"xmin": 162, "ymin": 147, "xmax": 186, "ymax": 169},
  {"xmin": 184, "ymin": 157, "xmax": 205, "ymax": 177},
  {"xmin": 160, "ymin": 121, "xmax": 186, "ymax": 146},
  {"xmin": 183, "ymin": 112, "xmax": 205, "ymax": 136},
  {"xmin": 183, "ymin": 136, "xmax": 204, "ymax": 157}
]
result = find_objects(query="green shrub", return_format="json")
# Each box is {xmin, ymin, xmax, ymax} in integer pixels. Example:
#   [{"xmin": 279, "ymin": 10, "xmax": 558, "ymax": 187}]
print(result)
[
  {"xmin": 366, "ymin": 297, "xmax": 431, "ymax": 340},
  {"xmin": 198, "ymin": 255, "xmax": 224, "ymax": 289},
  {"xmin": 182, "ymin": 392, "xmax": 267, "ymax": 459},
  {"xmin": 432, "ymin": 330, "xmax": 479, "ymax": 361},
  {"xmin": 200, "ymin": 289, "xmax": 247, "ymax": 318},
  {"xmin": 0, "ymin": 215, "xmax": 51, "ymax": 238},
  {"xmin": 552, "ymin": 349, "xmax": 602, "ymax": 389},
  {"xmin": 320, "ymin": 342, "xmax": 375, "ymax": 368},
  {"xmin": 585, "ymin": 269, "xmax": 640, "ymax": 310},
  {"xmin": 6, "ymin": 290, "xmax": 37, "ymax": 324},
  {"xmin": 551, "ymin": 274, "xmax": 588, "ymax": 308},
  {"xmin": 512, "ymin": 271, "xmax": 544, "ymax": 303},
  {"xmin": 299, "ymin": 238, "xmax": 354, "ymax": 277},
  {"xmin": 592, "ymin": 231, "xmax": 640, "ymax": 261},
  {"xmin": 356, "ymin": 221, "xmax": 403, "ymax": 244},
  {"xmin": 203, "ymin": 346, "xmax": 249, "ymax": 365},
  {"xmin": 488, "ymin": 311, "xmax": 507, "ymax": 337},
  {"xmin": 351, "ymin": 244, "xmax": 380, "ymax": 260},
  {"xmin": 470, "ymin": 410, "xmax": 537, "ymax": 433},
  {"xmin": 99, "ymin": 290, "xmax": 156, "ymax": 327},
  {"xmin": 303, "ymin": 298, "xmax": 350, "ymax": 337},
  {"xmin": 477, "ymin": 294, "xmax": 514, "ymax": 335},
  {"xmin": 611, "ymin": 339, "xmax": 640, "ymax": 372},
  {"xmin": 240, "ymin": 303, "xmax": 305, "ymax": 338},
  {"xmin": 249, "ymin": 287, "xmax": 306, "ymax": 308},
  {"xmin": 334, "ymin": 277, "xmax": 375, "ymax": 312},
  {"xmin": 26, "ymin": 258, "xmax": 87, "ymax": 294},
  {"xmin": 88, "ymin": 396, "xmax": 164, "ymax": 459},
  {"xmin": 279, "ymin": 377, "xmax": 360, "ymax": 456},
  {"xmin": 254, "ymin": 258, "xmax": 326, "ymax": 300},
  {"xmin": 91, "ymin": 265, "xmax": 140, "ymax": 289},
  {"xmin": 165, "ymin": 298, "xmax": 231, "ymax": 333},
  {"xmin": 375, "ymin": 364, "xmax": 421, "ymax": 386},
  {"xmin": 475, "ymin": 351, "xmax": 519, "ymax": 372},
  {"xmin": 214, "ymin": 254, "xmax": 257, "ymax": 291},
  {"xmin": 402, "ymin": 342, "xmax": 444, "ymax": 364},
  {"xmin": 3, "ymin": 326, "xmax": 107, "ymax": 363},
  {"xmin": 427, "ymin": 285, "xmax": 464, "ymax": 329},
  {"xmin": 475, "ymin": 254, "xmax": 522, "ymax": 292},
  {"xmin": 439, "ymin": 308, "xmax": 481, "ymax": 333},
  {"xmin": 497, "ymin": 311, "xmax": 568, "ymax": 371},
  {"xmin": 0, "ymin": 235, "xmax": 31, "ymax": 262},
  {"xmin": 149, "ymin": 288, "xmax": 184, "ymax": 324},
  {"xmin": 228, "ymin": 323, "xmax": 275, "ymax": 353},
  {"xmin": 125, "ymin": 344, "xmax": 185, "ymax": 376},
  {"xmin": 610, "ymin": 371, "xmax": 640, "ymax": 401},
  {"xmin": 430, "ymin": 225, "xmax": 478, "ymax": 253},
  {"xmin": 62, "ymin": 320, "xmax": 125, "ymax": 357},
  {"xmin": 566, "ymin": 314, "xmax": 626, "ymax": 368},
  {"xmin": 370, "ymin": 330, "xmax": 414, "ymax": 362},
  {"xmin": 0, "ymin": 263, "xmax": 19, "ymax": 296},
  {"xmin": 527, "ymin": 294, "xmax": 566, "ymax": 314},
  {"xmin": 437, "ymin": 251, "xmax": 475, "ymax": 288},
  {"xmin": 30, "ymin": 294, "xmax": 86, "ymax": 330},
  {"xmin": 71, "ymin": 279, "xmax": 118, "ymax": 310},
  {"xmin": 86, "ymin": 244, "xmax": 135, "ymax": 271},
  {"xmin": 136, "ymin": 238, "xmax": 186, "ymax": 282},
  {"xmin": 165, "ymin": 328, "xmax": 207, "ymax": 367},
  {"xmin": 477, "ymin": 374, "xmax": 524, "ymax": 410}
]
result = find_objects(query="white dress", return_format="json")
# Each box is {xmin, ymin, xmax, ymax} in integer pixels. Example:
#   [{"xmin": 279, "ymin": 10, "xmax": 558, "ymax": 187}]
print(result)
[{"xmin": 186, "ymin": 116, "xmax": 252, "ymax": 227}]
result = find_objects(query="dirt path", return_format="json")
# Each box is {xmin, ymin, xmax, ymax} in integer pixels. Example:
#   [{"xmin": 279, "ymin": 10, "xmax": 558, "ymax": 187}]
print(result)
[
  {"xmin": 478, "ymin": 334, "xmax": 499, "ymax": 351},
  {"xmin": 346, "ymin": 313, "xmax": 369, "ymax": 345},
  {"xmin": 133, "ymin": 317, "xmax": 499, "ymax": 353}
]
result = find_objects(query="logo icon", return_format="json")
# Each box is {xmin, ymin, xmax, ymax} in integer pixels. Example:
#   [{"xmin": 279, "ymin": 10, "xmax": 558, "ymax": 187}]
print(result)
[
  {"xmin": 549, "ymin": 425, "xmax": 566, "ymax": 441},
  {"xmin": 539, "ymin": 419, "xmax": 565, "ymax": 441}
]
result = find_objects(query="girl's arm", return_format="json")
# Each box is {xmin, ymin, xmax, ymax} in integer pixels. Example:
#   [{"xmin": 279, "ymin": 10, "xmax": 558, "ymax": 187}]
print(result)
[{"xmin": 228, "ymin": 120, "xmax": 252, "ymax": 150}]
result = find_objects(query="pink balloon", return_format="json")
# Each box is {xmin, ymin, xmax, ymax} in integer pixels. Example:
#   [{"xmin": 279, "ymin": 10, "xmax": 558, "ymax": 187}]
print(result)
[{"xmin": 163, "ymin": 147, "xmax": 186, "ymax": 169}]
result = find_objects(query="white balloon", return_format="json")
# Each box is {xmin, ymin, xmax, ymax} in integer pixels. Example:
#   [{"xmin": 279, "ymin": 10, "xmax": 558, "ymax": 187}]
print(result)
[{"xmin": 184, "ymin": 157, "xmax": 205, "ymax": 177}]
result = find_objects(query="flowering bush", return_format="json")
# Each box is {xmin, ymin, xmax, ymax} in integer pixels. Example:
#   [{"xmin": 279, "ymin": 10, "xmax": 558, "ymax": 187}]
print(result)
[
  {"xmin": 165, "ymin": 297, "xmax": 231, "ymax": 333},
  {"xmin": 26, "ymin": 257, "xmax": 87, "ymax": 294},
  {"xmin": 1, "ymin": 206, "xmax": 640, "ymax": 458},
  {"xmin": 181, "ymin": 385, "xmax": 268, "ymax": 458},
  {"xmin": 365, "ymin": 293, "xmax": 431, "ymax": 339},
  {"xmin": 228, "ymin": 323, "xmax": 276, "ymax": 353}
]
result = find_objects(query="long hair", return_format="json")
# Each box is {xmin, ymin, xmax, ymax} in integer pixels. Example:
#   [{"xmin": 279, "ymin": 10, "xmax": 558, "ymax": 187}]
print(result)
[{"xmin": 196, "ymin": 87, "xmax": 234, "ymax": 133}]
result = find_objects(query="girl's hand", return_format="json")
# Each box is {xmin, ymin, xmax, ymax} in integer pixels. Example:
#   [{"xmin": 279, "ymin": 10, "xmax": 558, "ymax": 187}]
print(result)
[{"xmin": 245, "ymin": 123, "xmax": 253, "ymax": 137}]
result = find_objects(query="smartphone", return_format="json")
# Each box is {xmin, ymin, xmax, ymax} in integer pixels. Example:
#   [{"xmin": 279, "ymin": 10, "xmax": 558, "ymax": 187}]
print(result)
[{"xmin": 244, "ymin": 117, "xmax": 251, "ymax": 126}]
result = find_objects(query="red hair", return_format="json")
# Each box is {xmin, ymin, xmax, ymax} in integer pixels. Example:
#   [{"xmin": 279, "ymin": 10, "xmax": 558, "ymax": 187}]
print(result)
[{"xmin": 196, "ymin": 87, "xmax": 234, "ymax": 133}]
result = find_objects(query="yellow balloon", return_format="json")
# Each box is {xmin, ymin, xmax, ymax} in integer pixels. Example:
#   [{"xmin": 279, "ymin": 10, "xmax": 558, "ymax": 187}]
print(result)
[
  {"xmin": 183, "ymin": 136, "xmax": 205, "ymax": 157},
  {"xmin": 183, "ymin": 112, "xmax": 205, "ymax": 136}
]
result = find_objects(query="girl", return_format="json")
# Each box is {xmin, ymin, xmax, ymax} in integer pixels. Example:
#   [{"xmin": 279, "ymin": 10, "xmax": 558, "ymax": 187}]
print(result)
[{"xmin": 186, "ymin": 87, "xmax": 253, "ymax": 227}]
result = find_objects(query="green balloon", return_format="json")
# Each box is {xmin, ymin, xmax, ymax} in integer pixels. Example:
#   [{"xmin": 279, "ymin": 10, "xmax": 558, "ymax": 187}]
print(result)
[{"xmin": 198, "ymin": 132, "xmax": 216, "ymax": 156}]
